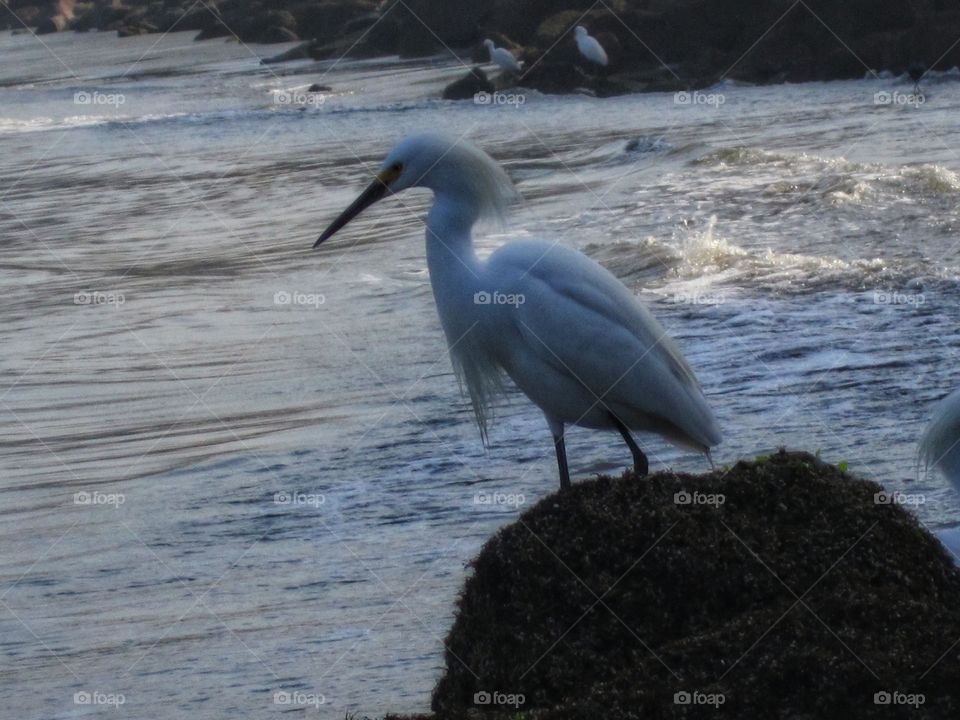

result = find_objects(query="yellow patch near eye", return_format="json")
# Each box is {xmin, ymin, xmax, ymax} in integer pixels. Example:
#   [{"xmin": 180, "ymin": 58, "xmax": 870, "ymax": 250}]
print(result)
[{"xmin": 376, "ymin": 165, "xmax": 402, "ymax": 186}]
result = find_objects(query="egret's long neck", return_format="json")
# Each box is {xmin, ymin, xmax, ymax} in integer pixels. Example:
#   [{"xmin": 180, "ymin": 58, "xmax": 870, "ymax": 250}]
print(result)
[
  {"xmin": 424, "ymin": 193, "xmax": 484, "ymax": 337},
  {"xmin": 425, "ymin": 193, "xmax": 481, "ymax": 284}
]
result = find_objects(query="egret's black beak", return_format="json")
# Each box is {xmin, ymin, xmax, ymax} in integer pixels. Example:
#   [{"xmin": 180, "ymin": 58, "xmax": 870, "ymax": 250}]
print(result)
[{"xmin": 314, "ymin": 166, "xmax": 399, "ymax": 248}]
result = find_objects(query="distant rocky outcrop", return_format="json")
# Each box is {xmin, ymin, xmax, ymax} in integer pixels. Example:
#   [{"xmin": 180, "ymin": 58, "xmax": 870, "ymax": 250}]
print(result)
[{"xmin": 7, "ymin": 1, "xmax": 960, "ymax": 96}]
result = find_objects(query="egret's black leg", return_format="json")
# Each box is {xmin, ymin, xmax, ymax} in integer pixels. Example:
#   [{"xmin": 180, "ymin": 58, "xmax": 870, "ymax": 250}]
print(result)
[
  {"xmin": 609, "ymin": 412, "xmax": 648, "ymax": 476},
  {"xmin": 553, "ymin": 431, "xmax": 571, "ymax": 490}
]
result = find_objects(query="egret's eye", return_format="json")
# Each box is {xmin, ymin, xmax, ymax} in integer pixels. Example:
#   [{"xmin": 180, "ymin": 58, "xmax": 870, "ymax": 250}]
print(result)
[{"xmin": 380, "ymin": 162, "xmax": 403, "ymax": 185}]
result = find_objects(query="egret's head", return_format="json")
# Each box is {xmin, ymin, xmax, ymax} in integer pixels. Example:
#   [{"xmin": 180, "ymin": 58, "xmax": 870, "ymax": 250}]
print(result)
[
  {"xmin": 483, "ymin": 38, "xmax": 494, "ymax": 50},
  {"xmin": 315, "ymin": 133, "xmax": 516, "ymax": 247},
  {"xmin": 575, "ymin": 25, "xmax": 588, "ymax": 37}
]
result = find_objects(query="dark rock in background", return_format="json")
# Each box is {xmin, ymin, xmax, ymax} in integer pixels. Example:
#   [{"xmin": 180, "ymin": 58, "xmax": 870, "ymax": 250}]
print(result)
[
  {"xmin": 261, "ymin": 41, "xmax": 312, "ymax": 64},
  {"xmin": 520, "ymin": 60, "xmax": 589, "ymax": 94},
  {"xmin": 442, "ymin": 66, "xmax": 494, "ymax": 100}
]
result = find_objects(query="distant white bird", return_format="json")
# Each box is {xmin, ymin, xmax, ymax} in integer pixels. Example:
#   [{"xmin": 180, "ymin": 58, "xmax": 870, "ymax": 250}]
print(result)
[
  {"xmin": 575, "ymin": 25, "xmax": 608, "ymax": 68},
  {"xmin": 314, "ymin": 133, "xmax": 721, "ymax": 489},
  {"xmin": 483, "ymin": 38, "xmax": 522, "ymax": 73},
  {"xmin": 919, "ymin": 388, "xmax": 960, "ymax": 491}
]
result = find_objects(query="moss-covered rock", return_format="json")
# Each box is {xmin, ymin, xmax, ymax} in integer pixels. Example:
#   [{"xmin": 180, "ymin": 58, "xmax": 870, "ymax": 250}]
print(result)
[{"xmin": 429, "ymin": 450, "xmax": 960, "ymax": 719}]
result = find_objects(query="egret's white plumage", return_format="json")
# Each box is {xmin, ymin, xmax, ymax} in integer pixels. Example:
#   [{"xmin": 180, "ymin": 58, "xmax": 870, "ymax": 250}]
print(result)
[
  {"xmin": 575, "ymin": 26, "xmax": 608, "ymax": 67},
  {"xmin": 919, "ymin": 388, "xmax": 960, "ymax": 491},
  {"xmin": 315, "ymin": 133, "xmax": 721, "ymax": 488},
  {"xmin": 483, "ymin": 39, "xmax": 522, "ymax": 73}
]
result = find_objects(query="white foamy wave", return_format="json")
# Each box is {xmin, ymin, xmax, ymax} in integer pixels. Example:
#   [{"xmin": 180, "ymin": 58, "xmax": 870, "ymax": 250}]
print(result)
[
  {"xmin": 0, "ymin": 115, "xmax": 109, "ymax": 133},
  {"xmin": 0, "ymin": 112, "xmax": 191, "ymax": 134},
  {"xmin": 595, "ymin": 216, "xmax": 938, "ymax": 296},
  {"xmin": 867, "ymin": 66, "xmax": 960, "ymax": 83},
  {"xmin": 695, "ymin": 147, "xmax": 869, "ymax": 177},
  {"xmin": 676, "ymin": 216, "xmax": 868, "ymax": 284},
  {"xmin": 668, "ymin": 216, "xmax": 956, "ymax": 294},
  {"xmin": 697, "ymin": 146, "xmax": 960, "ymax": 203},
  {"xmin": 896, "ymin": 164, "xmax": 960, "ymax": 194}
]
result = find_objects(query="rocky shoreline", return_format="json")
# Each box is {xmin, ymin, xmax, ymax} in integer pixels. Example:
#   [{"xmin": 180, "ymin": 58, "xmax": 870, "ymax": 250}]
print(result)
[{"xmin": 6, "ymin": 1, "xmax": 960, "ymax": 96}]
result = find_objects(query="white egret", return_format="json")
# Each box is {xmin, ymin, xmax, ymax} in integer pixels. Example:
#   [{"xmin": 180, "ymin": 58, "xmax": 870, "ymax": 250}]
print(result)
[
  {"xmin": 919, "ymin": 388, "xmax": 960, "ymax": 491},
  {"xmin": 483, "ymin": 39, "xmax": 522, "ymax": 74},
  {"xmin": 314, "ymin": 133, "xmax": 721, "ymax": 489},
  {"xmin": 575, "ymin": 26, "xmax": 608, "ymax": 68}
]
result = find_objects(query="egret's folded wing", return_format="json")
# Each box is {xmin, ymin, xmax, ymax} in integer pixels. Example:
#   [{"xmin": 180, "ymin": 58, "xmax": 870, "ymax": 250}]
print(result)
[{"xmin": 487, "ymin": 240, "xmax": 720, "ymax": 448}]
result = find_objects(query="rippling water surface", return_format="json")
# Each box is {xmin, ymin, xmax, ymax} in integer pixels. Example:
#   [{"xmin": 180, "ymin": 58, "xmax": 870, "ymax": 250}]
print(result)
[{"xmin": 2, "ymin": 28, "xmax": 960, "ymax": 718}]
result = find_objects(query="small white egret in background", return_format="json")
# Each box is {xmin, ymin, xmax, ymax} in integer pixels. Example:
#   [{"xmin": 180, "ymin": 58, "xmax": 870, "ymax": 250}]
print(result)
[
  {"xmin": 575, "ymin": 26, "xmax": 608, "ymax": 68},
  {"xmin": 314, "ymin": 133, "xmax": 721, "ymax": 489},
  {"xmin": 919, "ymin": 388, "xmax": 960, "ymax": 491},
  {"xmin": 483, "ymin": 38, "xmax": 522, "ymax": 74}
]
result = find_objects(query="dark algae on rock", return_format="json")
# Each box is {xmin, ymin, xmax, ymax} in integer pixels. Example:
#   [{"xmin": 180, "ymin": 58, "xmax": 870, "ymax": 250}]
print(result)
[{"xmin": 426, "ymin": 451, "xmax": 960, "ymax": 719}]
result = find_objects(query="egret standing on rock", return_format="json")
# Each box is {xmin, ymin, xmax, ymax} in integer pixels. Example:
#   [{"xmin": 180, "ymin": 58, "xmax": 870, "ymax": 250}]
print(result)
[
  {"xmin": 575, "ymin": 26, "xmax": 608, "ymax": 69},
  {"xmin": 483, "ymin": 38, "xmax": 522, "ymax": 74},
  {"xmin": 314, "ymin": 133, "xmax": 721, "ymax": 489},
  {"xmin": 919, "ymin": 388, "xmax": 960, "ymax": 492}
]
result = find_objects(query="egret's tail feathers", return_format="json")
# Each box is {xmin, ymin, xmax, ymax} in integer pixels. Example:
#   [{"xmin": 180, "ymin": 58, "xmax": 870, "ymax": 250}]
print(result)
[
  {"xmin": 918, "ymin": 388, "xmax": 960, "ymax": 492},
  {"xmin": 665, "ymin": 387, "xmax": 722, "ymax": 452},
  {"xmin": 918, "ymin": 437, "xmax": 960, "ymax": 489},
  {"xmin": 612, "ymin": 378, "xmax": 721, "ymax": 457}
]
